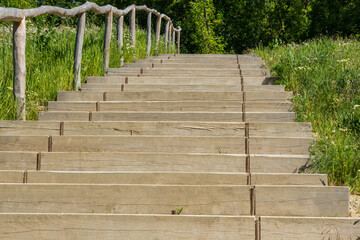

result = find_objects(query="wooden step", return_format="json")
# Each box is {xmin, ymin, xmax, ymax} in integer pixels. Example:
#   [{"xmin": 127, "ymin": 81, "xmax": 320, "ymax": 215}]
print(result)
[
  {"xmin": 124, "ymin": 62, "xmax": 264, "ymax": 69},
  {"xmin": 47, "ymin": 101, "xmax": 245, "ymax": 112},
  {"xmin": 38, "ymin": 111, "xmax": 295, "ymax": 122},
  {"xmin": 0, "ymin": 214, "xmax": 256, "ymax": 239},
  {"xmin": 260, "ymin": 216, "xmax": 360, "ymax": 240},
  {"xmin": 250, "ymin": 154, "xmax": 310, "ymax": 173},
  {"xmin": 0, "ymin": 152, "xmax": 247, "ymax": 172},
  {"xmin": 249, "ymin": 137, "xmax": 313, "ymax": 155},
  {"xmin": 255, "ymin": 186, "xmax": 349, "ymax": 217},
  {"xmin": 39, "ymin": 152, "xmax": 247, "ymax": 172},
  {"xmin": 249, "ymin": 122, "xmax": 312, "ymax": 137},
  {"xmin": 0, "ymin": 184, "xmax": 251, "ymax": 215},
  {"xmin": 0, "ymin": 121, "xmax": 60, "ymax": 136},
  {"xmin": 81, "ymin": 83, "xmax": 243, "ymax": 92},
  {"xmin": 0, "ymin": 171, "xmax": 326, "ymax": 186},
  {"xmin": 86, "ymin": 76, "xmax": 273, "ymax": 85},
  {"xmin": 57, "ymin": 91, "xmax": 291, "ymax": 102}
]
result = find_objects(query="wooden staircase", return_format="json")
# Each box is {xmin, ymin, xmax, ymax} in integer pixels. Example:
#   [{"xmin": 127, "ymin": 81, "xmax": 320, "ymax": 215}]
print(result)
[{"xmin": 0, "ymin": 54, "xmax": 359, "ymax": 239}]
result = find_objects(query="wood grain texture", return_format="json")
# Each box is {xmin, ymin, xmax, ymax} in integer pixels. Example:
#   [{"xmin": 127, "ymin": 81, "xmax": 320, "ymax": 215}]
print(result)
[
  {"xmin": 245, "ymin": 102, "xmax": 292, "ymax": 112},
  {"xmin": 0, "ymin": 152, "xmax": 37, "ymax": 170},
  {"xmin": 0, "ymin": 136, "xmax": 48, "ymax": 151},
  {"xmin": 261, "ymin": 216, "xmax": 360, "ymax": 240},
  {"xmin": 103, "ymin": 9, "xmax": 113, "ymax": 73},
  {"xmin": 38, "ymin": 111, "xmax": 90, "ymax": 121},
  {"xmin": 40, "ymin": 152, "xmax": 247, "ymax": 172},
  {"xmin": 73, "ymin": 12, "xmax": 85, "ymax": 90},
  {"xmin": 255, "ymin": 186, "xmax": 349, "ymax": 217},
  {"xmin": 0, "ymin": 184, "xmax": 251, "ymax": 215},
  {"xmin": 146, "ymin": 12, "xmax": 151, "ymax": 57},
  {"xmin": 57, "ymin": 91, "xmax": 104, "ymax": 101},
  {"xmin": 249, "ymin": 122, "xmax": 312, "ymax": 137},
  {"xmin": 27, "ymin": 171, "xmax": 248, "ymax": 185},
  {"xmin": 250, "ymin": 155, "xmax": 310, "ymax": 173},
  {"xmin": 51, "ymin": 136, "xmax": 246, "ymax": 154},
  {"xmin": 245, "ymin": 112, "xmax": 296, "ymax": 122},
  {"xmin": 0, "ymin": 121, "xmax": 60, "ymax": 136},
  {"xmin": 117, "ymin": 16, "xmax": 124, "ymax": 66},
  {"xmin": 249, "ymin": 137, "xmax": 313, "ymax": 154},
  {"xmin": 251, "ymin": 173, "xmax": 328, "ymax": 186},
  {"xmin": 63, "ymin": 121, "xmax": 246, "ymax": 136},
  {"xmin": 13, "ymin": 17, "xmax": 26, "ymax": 120},
  {"xmin": 0, "ymin": 170, "xmax": 24, "ymax": 183},
  {"xmin": 0, "ymin": 214, "xmax": 255, "ymax": 240}
]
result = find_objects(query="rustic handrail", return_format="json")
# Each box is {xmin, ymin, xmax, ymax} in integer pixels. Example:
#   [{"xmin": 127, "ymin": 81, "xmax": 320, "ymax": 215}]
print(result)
[{"xmin": 0, "ymin": 1, "xmax": 182, "ymax": 120}]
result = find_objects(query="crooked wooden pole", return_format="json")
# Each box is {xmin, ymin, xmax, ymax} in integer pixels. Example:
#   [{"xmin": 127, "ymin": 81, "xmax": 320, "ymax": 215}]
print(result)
[
  {"xmin": 103, "ymin": 9, "xmax": 113, "ymax": 74},
  {"xmin": 73, "ymin": 12, "xmax": 86, "ymax": 91},
  {"xmin": 130, "ymin": 7, "xmax": 136, "ymax": 50},
  {"xmin": 177, "ymin": 30, "xmax": 181, "ymax": 54},
  {"xmin": 13, "ymin": 17, "xmax": 26, "ymax": 120},
  {"xmin": 164, "ymin": 21, "xmax": 169, "ymax": 51},
  {"xmin": 117, "ymin": 16, "xmax": 124, "ymax": 66},
  {"xmin": 146, "ymin": 12, "xmax": 152, "ymax": 57},
  {"xmin": 155, "ymin": 15, "xmax": 162, "ymax": 52}
]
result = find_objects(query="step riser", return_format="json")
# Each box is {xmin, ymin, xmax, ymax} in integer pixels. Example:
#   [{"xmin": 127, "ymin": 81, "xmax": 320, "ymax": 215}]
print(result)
[
  {"xmin": 57, "ymin": 91, "xmax": 292, "ymax": 102},
  {"xmin": 0, "ymin": 136, "xmax": 311, "ymax": 155},
  {"xmin": 0, "ymin": 170, "xmax": 328, "ymax": 186},
  {"xmin": 0, "ymin": 184, "xmax": 251, "ymax": 215},
  {"xmin": 47, "ymin": 102, "xmax": 292, "ymax": 113},
  {"xmin": 0, "ymin": 214, "xmax": 257, "ymax": 240},
  {"xmin": 0, "ymin": 184, "xmax": 348, "ymax": 217},
  {"xmin": 38, "ymin": 112, "xmax": 295, "ymax": 122}
]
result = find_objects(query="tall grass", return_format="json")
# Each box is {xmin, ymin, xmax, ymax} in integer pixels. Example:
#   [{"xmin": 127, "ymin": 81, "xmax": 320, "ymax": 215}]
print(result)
[
  {"xmin": 253, "ymin": 38, "xmax": 360, "ymax": 193},
  {"xmin": 0, "ymin": 21, "xmax": 174, "ymax": 120}
]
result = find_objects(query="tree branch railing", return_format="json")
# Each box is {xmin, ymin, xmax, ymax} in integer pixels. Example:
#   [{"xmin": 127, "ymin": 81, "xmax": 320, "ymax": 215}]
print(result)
[{"xmin": 0, "ymin": 1, "xmax": 182, "ymax": 120}]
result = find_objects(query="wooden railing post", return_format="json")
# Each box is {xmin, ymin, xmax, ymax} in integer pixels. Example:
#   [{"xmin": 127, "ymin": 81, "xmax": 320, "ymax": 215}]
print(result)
[
  {"xmin": 164, "ymin": 21, "xmax": 169, "ymax": 51},
  {"xmin": 172, "ymin": 30, "xmax": 175, "ymax": 50},
  {"xmin": 13, "ymin": 16, "xmax": 26, "ymax": 120},
  {"xmin": 168, "ymin": 26, "xmax": 172, "ymax": 52},
  {"xmin": 73, "ymin": 12, "xmax": 85, "ymax": 91},
  {"xmin": 155, "ymin": 15, "xmax": 162, "ymax": 52},
  {"xmin": 117, "ymin": 16, "xmax": 124, "ymax": 67},
  {"xmin": 177, "ymin": 30, "xmax": 181, "ymax": 54},
  {"xmin": 103, "ymin": 9, "xmax": 113, "ymax": 74},
  {"xmin": 130, "ymin": 7, "xmax": 136, "ymax": 49},
  {"xmin": 146, "ymin": 12, "xmax": 152, "ymax": 57}
]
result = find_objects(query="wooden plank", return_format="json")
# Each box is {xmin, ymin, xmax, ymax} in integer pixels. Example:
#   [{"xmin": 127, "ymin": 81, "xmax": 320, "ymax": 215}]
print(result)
[
  {"xmin": 246, "ymin": 112, "xmax": 296, "ymax": 122},
  {"xmin": 51, "ymin": 136, "xmax": 246, "ymax": 154},
  {"xmin": 57, "ymin": 91, "xmax": 104, "ymax": 101},
  {"xmin": 249, "ymin": 137, "xmax": 313, "ymax": 155},
  {"xmin": 245, "ymin": 91, "xmax": 292, "ymax": 101},
  {"xmin": 73, "ymin": 12, "xmax": 86, "ymax": 90},
  {"xmin": 0, "ymin": 214, "xmax": 256, "ymax": 240},
  {"xmin": 260, "ymin": 216, "xmax": 360, "ymax": 240},
  {"xmin": 0, "ymin": 121, "xmax": 60, "ymax": 136},
  {"xmin": 63, "ymin": 121, "xmax": 246, "ymax": 136},
  {"xmin": 0, "ymin": 184, "xmax": 251, "ymax": 215},
  {"xmin": 0, "ymin": 152, "xmax": 37, "ymax": 170},
  {"xmin": 250, "ymin": 155, "xmax": 310, "ymax": 173},
  {"xmin": 0, "ymin": 136, "xmax": 48, "ymax": 152},
  {"xmin": 249, "ymin": 122, "xmax": 312, "ymax": 137},
  {"xmin": 245, "ymin": 102, "xmax": 292, "ymax": 112},
  {"xmin": 243, "ymin": 85, "xmax": 284, "ymax": 91},
  {"xmin": 251, "ymin": 173, "xmax": 328, "ymax": 185},
  {"xmin": 98, "ymin": 101, "xmax": 243, "ymax": 112},
  {"xmin": 255, "ymin": 186, "xmax": 349, "ymax": 217},
  {"xmin": 0, "ymin": 170, "xmax": 24, "ymax": 183},
  {"xmin": 38, "ymin": 111, "xmax": 90, "ymax": 121},
  {"xmin": 27, "ymin": 171, "xmax": 248, "ymax": 185},
  {"xmin": 47, "ymin": 101, "xmax": 96, "ymax": 111},
  {"xmin": 105, "ymin": 92, "xmax": 244, "ymax": 101},
  {"xmin": 91, "ymin": 112, "xmax": 243, "ymax": 122},
  {"xmin": 40, "ymin": 152, "xmax": 247, "ymax": 172},
  {"xmin": 87, "ymin": 84, "xmax": 243, "ymax": 92}
]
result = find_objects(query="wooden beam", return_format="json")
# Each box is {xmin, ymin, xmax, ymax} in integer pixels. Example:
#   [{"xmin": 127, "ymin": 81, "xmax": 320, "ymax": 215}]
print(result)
[
  {"xmin": 73, "ymin": 12, "xmax": 86, "ymax": 91},
  {"xmin": 177, "ymin": 30, "xmax": 181, "ymax": 54},
  {"xmin": 155, "ymin": 15, "xmax": 162, "ymax": 52},
  {"xmin": 103, "ymin": 9, "xmax": 113, "ymax": 74},
  {"xmin": 164, "ymin": 21, "xmax": 169, "ymax": 51},
  {"xmin": 168, "ymin": 26, "xmax": 172, "ymax": 52},
  {"xmin": 13, "ymin": 17, "xmax": 26, "ymax": 120},
  {"xmin": 130, "ymin": 7, "xmax": 136, "ymax": 49}
]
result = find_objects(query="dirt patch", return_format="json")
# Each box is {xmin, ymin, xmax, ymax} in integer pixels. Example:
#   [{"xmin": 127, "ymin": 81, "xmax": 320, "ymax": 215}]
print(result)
[{"xmin": 350, "ymin": 195, "xmax": 360, "ymax": 217}]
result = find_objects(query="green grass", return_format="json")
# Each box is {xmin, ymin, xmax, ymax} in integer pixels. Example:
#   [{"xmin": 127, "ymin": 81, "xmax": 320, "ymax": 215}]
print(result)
[
  {"xmin": 253, "ymin": 38, "xmax": 360, "ymax": 193},
  {"xmin": 0, "ymin": 22, "xmax": 174, "ymax": 120}
]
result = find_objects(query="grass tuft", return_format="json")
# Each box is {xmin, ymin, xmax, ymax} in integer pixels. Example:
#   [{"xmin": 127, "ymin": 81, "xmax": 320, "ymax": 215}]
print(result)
[{"xmin": 253, "ymin": 38, "xmax": 360, "ymax": 193}]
